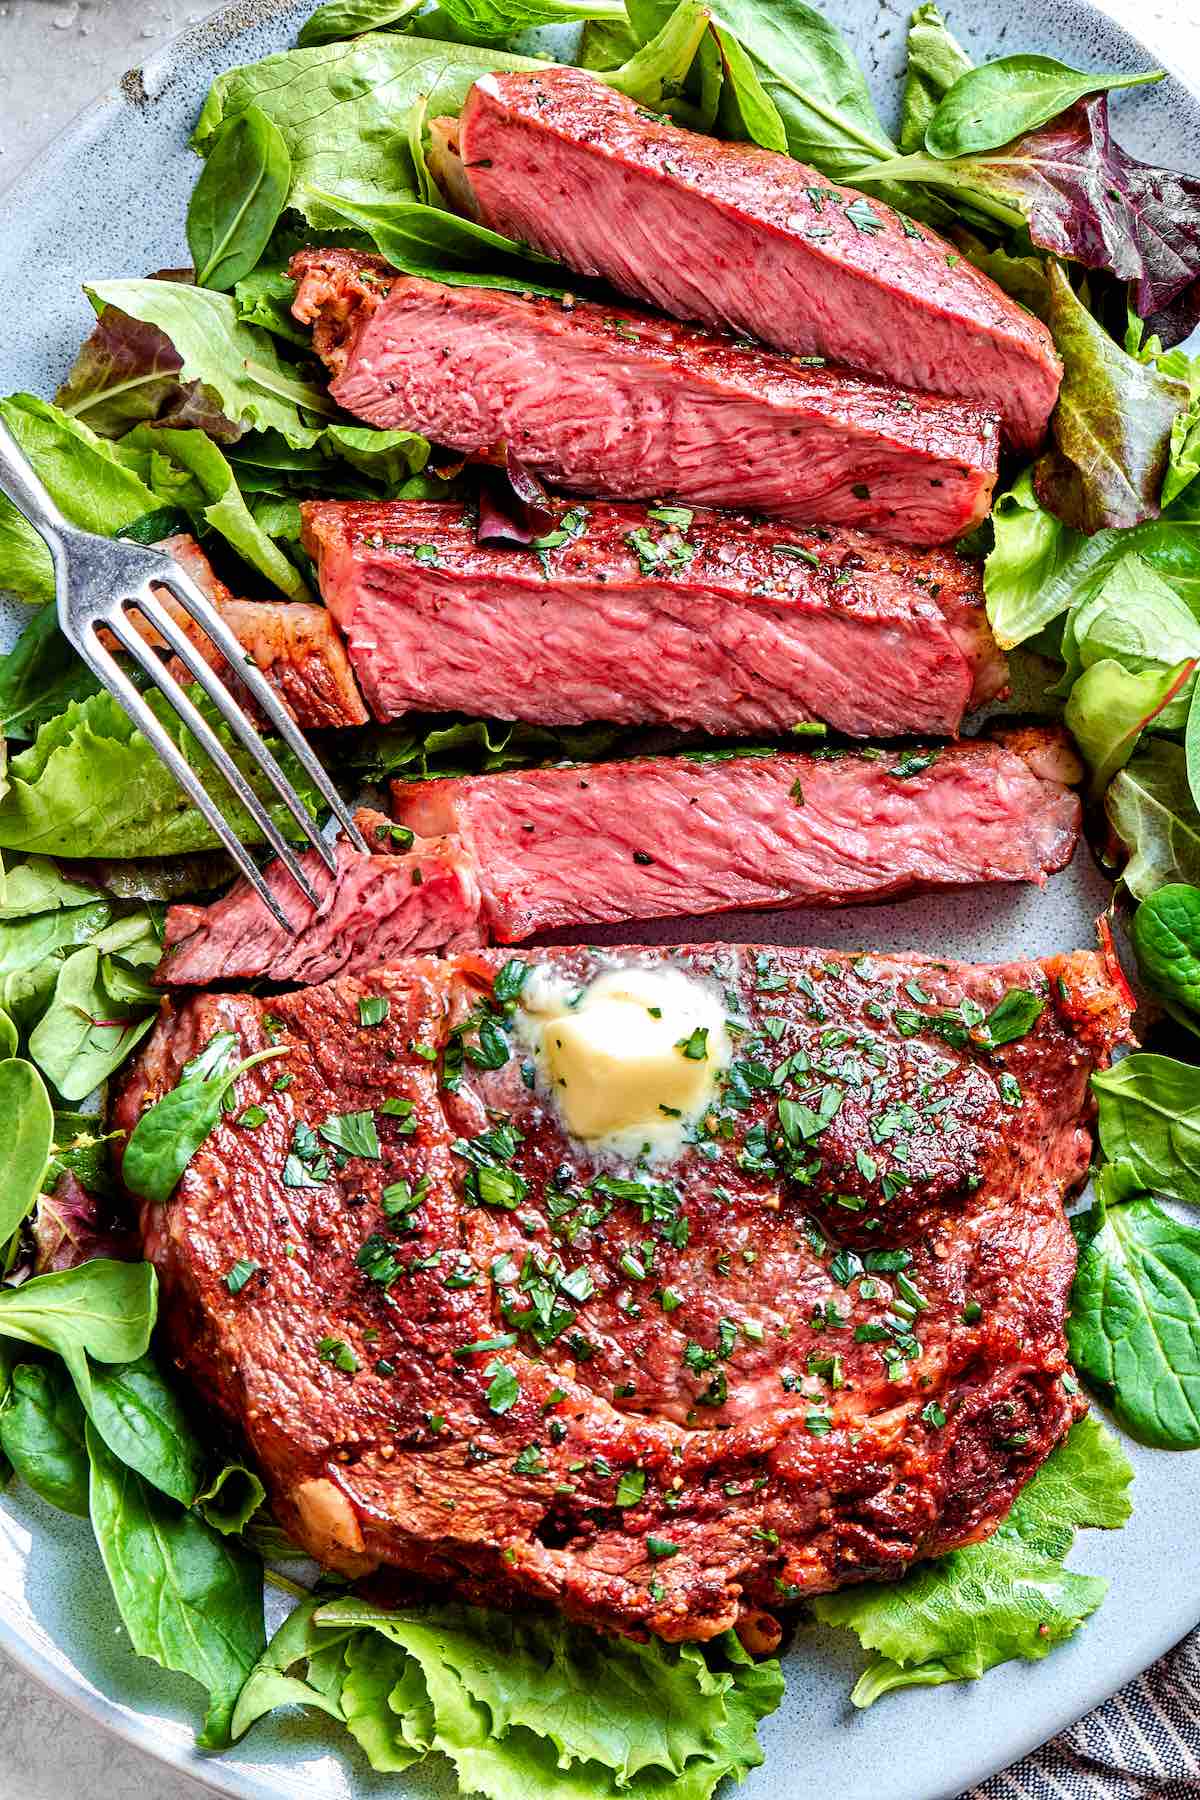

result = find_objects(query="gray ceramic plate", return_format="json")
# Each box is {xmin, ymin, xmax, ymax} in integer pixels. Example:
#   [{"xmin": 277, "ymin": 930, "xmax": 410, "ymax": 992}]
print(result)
[{"xmin": 1, "ymin": 2, "xmax": 1199, "ymax": 1796}]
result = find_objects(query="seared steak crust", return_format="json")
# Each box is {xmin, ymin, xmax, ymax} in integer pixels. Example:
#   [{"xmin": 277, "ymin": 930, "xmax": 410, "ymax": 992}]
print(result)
[{"xmin": 118, "ymin": 941, "xmax": 1129, "ymax": 1643}]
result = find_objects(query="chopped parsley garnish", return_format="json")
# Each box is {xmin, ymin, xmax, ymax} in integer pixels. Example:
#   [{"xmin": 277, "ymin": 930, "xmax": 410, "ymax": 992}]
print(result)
[
  {"xmin": 982, "ymin": 988, "xmax": 1045, "ymax": 1046},
  {"xmin": 358, "ymin": 995, "xmax": 389, "ymax": 1027},
  {"xmin": 921, "ymin": 1400, "xmax": 947, "ymax": 1428},
  {"xmin": 891, "ymin": 748, "xmax": 941, "ymax": 779},
  {"xmin": 512, "ymin": 1445, "xmax": 547, "ymax": 1476},
  {"xmin": 616, "ymin": 1468, "xmax": 647, "ymax": 1507},
  {"xmin": 676, "ymin": 1026, "xmax": 709, "ymax": 1060},
  {"xmin": 646, "ymin": 1535, "xmax": 680, "ymax": 1558},
  {"xmin": 484, "ymin": 1359, "xmax": 520, "ymax": 1414},
  {"xmin": 844, "ymin": 197, "xmax": 885, "ymax": 234},
  {"xmin": 282, "ymin": 1121, "xmax": 331, "ymax": 1188},
  {"xmin": 493, "ymin": 959, "xmax": 531, "ymax": 1006},
  {"xmin": 317, "ymin": 1336, "xmax": 358, "ymax": 1373},
  {"xmin": 237, "ymin": 1105, "xmax": 267, "ymax": 1130},
  {"xmin": 455, "ymin": 1333, "xmax": 518, "ymax": 1358},
  {"xmin": 224, "ymin": 1258, "xmax": 259, "ymax": 1295},
  {"xmin": 319, "ymin": 1110, "xmax": 381, "ymax": 1161}
]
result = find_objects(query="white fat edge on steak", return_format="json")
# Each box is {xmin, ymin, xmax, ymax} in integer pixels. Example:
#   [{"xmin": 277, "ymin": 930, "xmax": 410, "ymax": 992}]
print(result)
[{"xmin": 513, "ymin": 961, "xmax": 733, "ymax": 1163}]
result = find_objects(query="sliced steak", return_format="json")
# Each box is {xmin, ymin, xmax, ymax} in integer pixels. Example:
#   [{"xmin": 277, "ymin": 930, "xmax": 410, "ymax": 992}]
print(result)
[
  {"xmin": 156, "ymin": 810, "xmax": 482, "ymax": 987},
  {"xmin": 290, "ymin": 252, "xmax": 999, "ymax": 547},
  {"xmin": 141, "ymin": 535, "xmax": 368, "ymax": 730},
  {"xmin": 117, "ymin": 939, "xmax": 1131, "ymax": 1639},
  {"xmin": 393, "ymin": 734, "xmax": 1082, "ymax": 943},
  {"xmin": 301, "ymin": 498, "xmax": 1006, "ymax": 738},
  {"xmin": 451, "ymin": 68, "xmax": 1061, "ymax": 451}
]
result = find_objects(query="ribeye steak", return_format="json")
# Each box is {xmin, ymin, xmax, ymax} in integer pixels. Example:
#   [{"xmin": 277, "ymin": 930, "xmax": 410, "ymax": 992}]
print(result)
[{"xmin": 119, "ymin": 940, "xmax": 1129, "ymax": 1645}]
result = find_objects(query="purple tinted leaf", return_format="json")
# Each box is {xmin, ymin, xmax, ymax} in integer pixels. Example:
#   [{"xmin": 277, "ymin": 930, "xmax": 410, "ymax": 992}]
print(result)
[
  {"xmin": 476, "ymin": 445, "xmax": 556, "ymax": 546},
  {"xmin": 1033, "ymin": 261, "xmax": 1187, "ymax": 532},
  {"xmin": 32, "ymin": 1172, "xmax": 139, "ymax": 1276},
  {"xmin": 866, "ymin": 97, "xmax": 1200, "ymax": 345},
  {"xmin": 55, "ymin": 293, "xmax": 241, "ymax": 443}
]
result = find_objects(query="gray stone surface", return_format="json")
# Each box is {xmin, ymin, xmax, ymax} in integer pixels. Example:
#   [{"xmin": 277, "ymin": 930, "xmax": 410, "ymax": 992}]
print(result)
[{"xmin": 0, "ymin": 1, "xmax": 1198, "ymax": 1797}]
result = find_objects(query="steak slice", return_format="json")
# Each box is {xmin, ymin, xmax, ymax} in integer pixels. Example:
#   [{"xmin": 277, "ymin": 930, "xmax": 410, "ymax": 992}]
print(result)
[
  {"xmin": 117, "ymin": 939, "xmax": 1131, "ymax": 1641},
  {"xmin": 139, "ymin": 535, "xmax": 368, "ymax": 730},
  {"xmin": 301, "ymin": 498, "xmax": 1007, "ymax": 738},
  {"xmin": 393, "ymin": 734, "xmax": 1082, "ymax": 943},
  {"xmin": 453, "ymin": 67, "xmax": 1062, "ymax": 451},
  {"xmin": 289, "ymin": 252, "xmax": 999, "ymax": 547},
  {"xmin": 156, "ymin": 810, "xmax": 482, "ymax": 987}
]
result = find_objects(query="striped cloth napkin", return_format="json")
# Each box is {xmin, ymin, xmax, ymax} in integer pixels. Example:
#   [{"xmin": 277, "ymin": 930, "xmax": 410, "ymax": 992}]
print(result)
[{"xmin": 966, "ymin": 1628, "xmax": 1200, "ymax": 1798}]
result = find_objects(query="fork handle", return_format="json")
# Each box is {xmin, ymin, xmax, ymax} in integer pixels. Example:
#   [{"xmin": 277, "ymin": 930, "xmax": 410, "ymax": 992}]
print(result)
[{"xmin": 0, "ymin": 416, "xmax": 71, "ymax": 546}]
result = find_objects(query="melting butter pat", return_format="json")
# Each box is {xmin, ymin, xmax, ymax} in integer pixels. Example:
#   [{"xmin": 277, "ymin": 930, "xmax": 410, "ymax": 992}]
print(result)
[{"xmin": 517, "ymin": 963, "xmax": 732, "ymax": 1158}]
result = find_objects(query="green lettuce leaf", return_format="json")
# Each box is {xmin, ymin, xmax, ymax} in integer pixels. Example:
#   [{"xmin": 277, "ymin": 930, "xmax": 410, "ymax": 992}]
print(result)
[
  {"xmin": 54, "ymin": 298, "xmax": 241, "ymax": 442},
  {"xmin": 898, "ymin": 2, "xmax": 973, "ymax": 154},
  {"xmin": 1055, "ymin": 550, "xmax": 1200, "ymax": 723},
  {"xmin": 1106, "ymin": 742, "xmax": 1200, "ymax": 899},
  {"xmin": 83, "ymin": 281, "xmax": 336, "ymax": 446},
  {"xmin": 0, "ymin": 686, "xmax": 323, "ymax": 858},
  {"xmin": 1032, "ymin": 262, "xmax": 1187, "ymax": 535},
  {"xmin": 984, "ymin": 466, "xmax": 1200, "ymax": 649},
  {"xmin": 191, "ymin": 34, "xmax": 544, "ymax": 228},
  {"xmin": 0, "ymin": 608, "xmax": 101, "ymax": 742},
  {"xmin": 813, "ymin": 1418, "xmax": 1132, "ymax": 1704},
  {"xmin": 233, "ymin": 1595, "xmax": 783, "ymax": 1798},
  {"xmin": 123, "ymin": 423, "xmax": 313, "ymax": 600},
  {"xmin": 0, "ymin": 395, "xmax": 163, "ymax": 604}
]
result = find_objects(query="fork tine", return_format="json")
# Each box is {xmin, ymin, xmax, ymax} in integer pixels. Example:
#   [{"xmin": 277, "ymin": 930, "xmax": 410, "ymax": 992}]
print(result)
[
  {"xmin": 120, "ymin": 587, "xmax": 339, "ymax": 883},
  {"xmin": 153, "ymin": 561, "xmax": 369, "ymax": 854},
  {"xmin": 104, "ymin": 608, "xmax": 327, "ymax": 909},
  {"xmin": 76, "ymin": 634, "xmax": 300, "ymax": 936}
]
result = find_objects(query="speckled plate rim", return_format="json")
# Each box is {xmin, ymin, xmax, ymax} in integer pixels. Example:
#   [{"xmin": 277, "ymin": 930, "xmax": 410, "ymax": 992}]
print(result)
[{"xmin": 0, "ymin": 2, "xmax": 1198, "ymax": 1797}]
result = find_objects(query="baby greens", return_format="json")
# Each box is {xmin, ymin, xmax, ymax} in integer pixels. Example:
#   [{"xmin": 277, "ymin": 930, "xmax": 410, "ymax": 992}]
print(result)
[
  {"xmin": 0, "ymin": 1058, "xmax": 53, "ymax": 1246},
  {"xmin": 1070, "ymin": 1190, "xmax": 1200, "ymax": 1449},
  {"xmin": 1091, "ymin": 1053, "xmax": 1200, "ymax": 1200},
  {"xmin": 923, "ymin": 55, "xmax": 1161, "ymax": 160},
  {"xmin": 0, "ymin": 1361, "xmax": 90, "ymax": 1517},
  {"xmin": 1132, "ymin": 885, "xmax": 1200, "ymax": 1024},
  {"xmin": 123, "ymin": 1030, "xmax": 290, "ymax": 1205},
  {"xmin": 187, "ymin": 104, "xmax": 293, "ymax": 292}
]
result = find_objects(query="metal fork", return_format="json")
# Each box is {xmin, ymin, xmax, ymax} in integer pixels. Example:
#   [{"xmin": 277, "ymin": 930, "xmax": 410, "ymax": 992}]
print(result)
[{"xmin": 0, "ymin": 419, "xmax": 367, "ymax": 933}]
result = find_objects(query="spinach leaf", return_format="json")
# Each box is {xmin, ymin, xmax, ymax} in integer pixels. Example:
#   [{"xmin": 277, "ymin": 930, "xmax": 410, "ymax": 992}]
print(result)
[
  {"xmin": 605, "ymin": 0, "xmax": 715, "ymax": 112},
  {"xmin": 713, "ymin": 26, "xmax": 788, "ymax": 152},
  {"xmin": 192, "ymin": 34, "xmax": 543, "ymax": 229},
  {"xmin": 924, "ymin": 56, "xmax": 1160, "ymax": 160},
  {"xmin": 0, "ymin": 858, "xmax": 104, "ymax": 920},
  {"xmin": 0, "ymin": 1011, "xmax": 16, "ymax": 1061},
  {"xmin": 815, "ymin": 1417, "xmax": 1130, "ymax": 1702},
  {"xmin": 305, "ymin": 188, "xmax": 569, "ymax": 293},
  {"xmin": 27, "ymin": 946, "xmax": 157, "ymax": 1103},
  {"xmin": 1091, "ymin": 1052, "xmax": 1200, "ymax": 1199},
  {"xmin": 231, "ymin": 1594, "xmax": 353, "ymax": 1739},
  {"xmin": 0, "ymin": 394, "xmax": 163, "ymax": 605},
  {"xmin": 297, "ymin": 0, "xmax": 426, "ymax": 49},
  {"xmin": 87, "ymin": 1420, "xmax": 265, "ymax": 1748},
  {"xmin": 187, "ymin": 104, "xmax": 292, "ymax": 292},
  {"xmin": 1132, "ymin": 884, "xmax": 1200, "ymax": 1021},
  {"xmin": 899, "ymin": 3, "xmax": 972, "ymax": 154},
  {"xmin": 0, "ymin": 609, "xmax": 100, "ymax": 743},
  {"xmin": 701, "ymin": 0, "xmax": 898, "ymax": 181},
  {"xmin": 1033, "ymin": 262, "xmax": 1188, "ymax": 534},
  {"xmin": 0, "ymin": 685, "xmax": 324, "ymax": 859},
  {"xmin": 123, "ymin": 1032, "xmax": 289, "ymax": 1205},
  {"xmin": 0, "ymin": 1362, "xmax": 90, "ymax": 1517},
  {"xmin": 196, "ymin": 1462, "xmax": 268, "ymax": 1537},
  {"xmin": 1064, "ymin": 656, "xmax": 1193, "ymax": 797},
  {"xmin": 0, "ymin": 1261, "xmax": 157, "ymax": 1409},
  {"xmin": 0, "ymin": 1059, "xmax": 53, "ymax": 1247},
  {"xmin": 84, "ymin": 281, "xmax": 335, "ymax": 447},
  {"xmin": 87, "ymin": 1353, "xmax": 206, "ymax": 1506},
  {"xmin": 1069, "ymin": 1193, "xmax": 1200, "ymax": 1448}
]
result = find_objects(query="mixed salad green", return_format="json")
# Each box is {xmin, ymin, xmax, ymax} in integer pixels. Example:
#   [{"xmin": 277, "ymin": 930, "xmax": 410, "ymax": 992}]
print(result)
[{"xmin": 1, "ymin": 0, "xmax": 1200, "ymax": 1790}]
